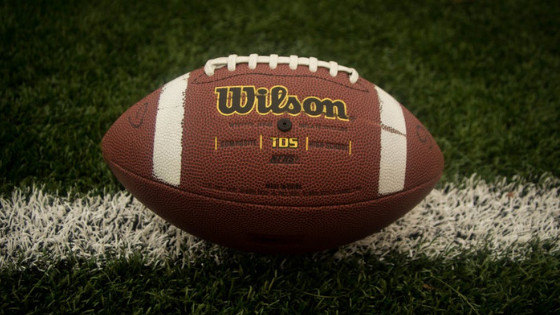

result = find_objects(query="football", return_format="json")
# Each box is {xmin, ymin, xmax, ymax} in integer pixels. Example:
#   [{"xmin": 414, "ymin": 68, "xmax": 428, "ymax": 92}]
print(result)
[{"xmin": 102, "ymin": 54, "xmax": 444, "ymax": 253}]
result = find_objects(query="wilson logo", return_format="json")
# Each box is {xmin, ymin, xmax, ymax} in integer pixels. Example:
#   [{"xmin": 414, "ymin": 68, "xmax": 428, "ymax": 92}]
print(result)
[{"xmin": 215, "ymin": 85, "xmax": 349, "ymax": 121}]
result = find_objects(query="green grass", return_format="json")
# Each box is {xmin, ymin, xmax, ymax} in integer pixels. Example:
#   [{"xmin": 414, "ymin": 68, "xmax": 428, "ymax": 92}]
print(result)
[
  {"xmin": 1, "ymin": 0, "xmax": 560, "ymax": 313},
  {"xmin": 2, "ymin": 244, "xmax": 559, "ymax": 314}
]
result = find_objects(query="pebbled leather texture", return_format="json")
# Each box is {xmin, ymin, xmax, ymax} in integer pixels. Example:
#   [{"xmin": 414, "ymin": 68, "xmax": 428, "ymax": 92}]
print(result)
[{"xmin": 101, "ymin": 59, "xmax": 444, "ymax": 253}]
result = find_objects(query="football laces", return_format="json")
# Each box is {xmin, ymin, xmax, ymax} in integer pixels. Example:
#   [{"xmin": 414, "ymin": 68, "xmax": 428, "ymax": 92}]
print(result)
[{"xmin": 204, "ymin": 54, "xmax": 359, "ymax": 84}]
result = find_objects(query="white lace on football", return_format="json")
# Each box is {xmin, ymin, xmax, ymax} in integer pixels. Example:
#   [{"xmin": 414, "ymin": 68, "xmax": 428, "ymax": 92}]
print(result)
[{"xmin": 204, "ymin": 54, "xmax": 359, "ymax": 84}]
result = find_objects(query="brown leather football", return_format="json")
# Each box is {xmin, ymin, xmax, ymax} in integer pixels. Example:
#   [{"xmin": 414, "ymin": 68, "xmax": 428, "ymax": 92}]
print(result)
[{"xmin": 102, "ymin": 54, "xmax": 444, "ymax": 253}]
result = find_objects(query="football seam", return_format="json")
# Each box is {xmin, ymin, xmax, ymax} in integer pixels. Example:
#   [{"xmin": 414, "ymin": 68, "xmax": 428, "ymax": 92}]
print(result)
[
  {"xmin": 191, "ymin": 71, "xmax": 369, "ymax": 92},
  {"xmin": 381, "ymin": 123, "xmax": 406, "ymax": 137},
  {"xmin": 106, "ymin": 158, "xmax": 442, "ymax": 209}
]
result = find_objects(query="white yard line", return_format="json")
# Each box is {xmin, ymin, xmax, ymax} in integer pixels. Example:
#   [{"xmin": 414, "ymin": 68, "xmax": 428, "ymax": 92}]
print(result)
[
  {"xmin": 1, "ymin": 175, "xmax": 558, "ymax": 268},
  {"xmin": 338, "ymin": 175, "xmax": 560, "ymax": 259}
]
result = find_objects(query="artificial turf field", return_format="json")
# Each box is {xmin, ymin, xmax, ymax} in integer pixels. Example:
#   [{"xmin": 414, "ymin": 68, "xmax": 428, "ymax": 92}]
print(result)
[{"xmin": 1, "ymin": 0, "xmax": 559, "ymax": 313}]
